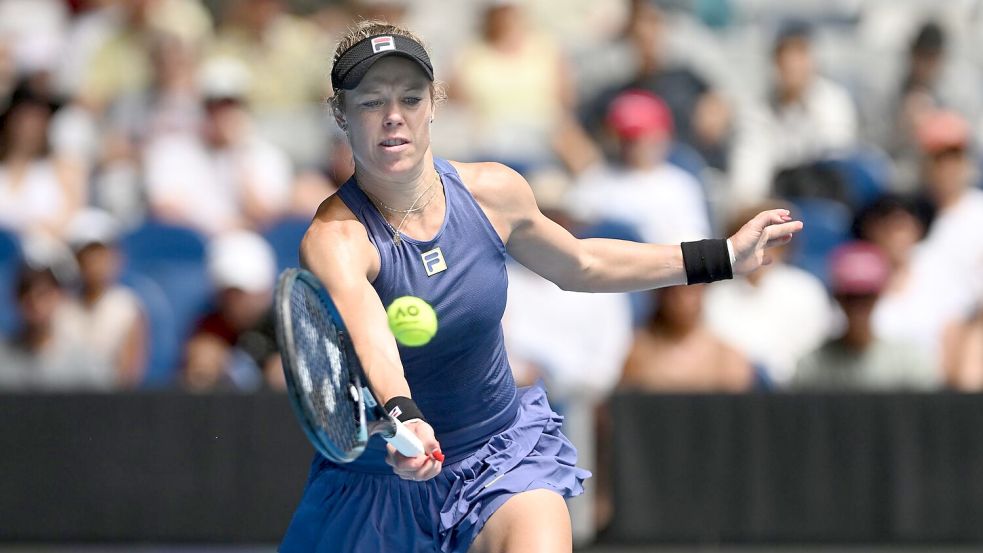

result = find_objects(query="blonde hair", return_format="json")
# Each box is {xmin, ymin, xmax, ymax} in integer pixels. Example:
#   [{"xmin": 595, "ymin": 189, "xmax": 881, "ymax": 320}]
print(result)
[{"xmin": 328, "ymin": 20, "xmax": 446, "ymax": 115}]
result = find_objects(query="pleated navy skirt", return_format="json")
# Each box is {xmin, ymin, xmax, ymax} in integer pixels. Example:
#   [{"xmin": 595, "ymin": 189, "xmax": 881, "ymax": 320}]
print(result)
[{"xmin": 279, "ymin": 385, "xmax": 590, "ymax": 552}]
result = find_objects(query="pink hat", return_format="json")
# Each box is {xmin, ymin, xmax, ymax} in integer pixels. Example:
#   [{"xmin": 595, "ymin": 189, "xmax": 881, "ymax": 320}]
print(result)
[
  {"xmin": 828, "ymin": 241, "xmax": 891, "ymax": 296},
  {"xmin": 605, "ymin": 89, "xmax": 674, "ymax": 140},
  {"xmin": 916, "ymin": 109, "xmax": 970, "ymax": 154}
]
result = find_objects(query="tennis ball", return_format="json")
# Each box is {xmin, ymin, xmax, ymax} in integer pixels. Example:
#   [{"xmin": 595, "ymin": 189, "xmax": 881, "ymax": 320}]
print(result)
[{"xmin": 386, "ymin": 296, "xmax": 438, "ymax": 347}]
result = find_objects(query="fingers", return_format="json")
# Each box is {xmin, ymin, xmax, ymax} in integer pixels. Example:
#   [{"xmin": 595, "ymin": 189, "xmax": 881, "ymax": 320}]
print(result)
[
  {"xmin": 386, "ymin": 444, "xmax": 443, "ymax": 480},
  {"xmin": 764, "ymin": 233, "xmax": 794, "ymax": 249},
  {"xmin": 763, "ymin": 220, "xmax": 803, "ymax": 240},
  {"xmin": 385, "ymin": 420, "xmax": 443, "ymax": 481},
  {"xmin": 753, "ymin": 209, "xmax": 793, "ymax": 229}
]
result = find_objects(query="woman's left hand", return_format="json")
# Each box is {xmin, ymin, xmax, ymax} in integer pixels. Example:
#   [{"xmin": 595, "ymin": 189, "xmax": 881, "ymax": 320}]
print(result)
[{"xmin": 728, "ymin": 209, "xmax": 804, "ymax": 276}]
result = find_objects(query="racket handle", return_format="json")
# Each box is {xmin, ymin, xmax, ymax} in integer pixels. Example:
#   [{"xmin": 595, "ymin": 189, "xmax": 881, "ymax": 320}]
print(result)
[{"xmin": 386, "ymin": 420, "xmax": 426, "ymax": 457}]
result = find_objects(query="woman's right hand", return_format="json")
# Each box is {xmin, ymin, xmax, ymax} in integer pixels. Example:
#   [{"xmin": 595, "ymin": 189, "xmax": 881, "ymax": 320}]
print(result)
[{"xmin": 385, "ymin": 419, "xmax": 444, "ymax": 481}]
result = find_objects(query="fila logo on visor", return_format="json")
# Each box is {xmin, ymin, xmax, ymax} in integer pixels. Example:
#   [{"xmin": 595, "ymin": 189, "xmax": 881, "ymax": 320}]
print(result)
[{"xmin": 371, "ymin": 36, "xmax": 396, "ymax": 53}]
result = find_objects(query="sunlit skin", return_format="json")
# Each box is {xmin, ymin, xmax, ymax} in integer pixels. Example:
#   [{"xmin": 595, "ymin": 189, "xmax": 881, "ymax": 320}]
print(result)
[{"xmin": 336, "ymin": 56, "xmax": 436, "ymax": 207}]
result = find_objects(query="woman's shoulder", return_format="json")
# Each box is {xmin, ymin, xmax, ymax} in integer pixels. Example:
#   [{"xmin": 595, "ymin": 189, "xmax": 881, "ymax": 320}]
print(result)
[
  {"xmin": 447, "ymin": 160, "xmax": 533, "ymax": 209},
  {"xmin": 306, "ymin": 192, "xmax": 367, "ymax": 239},
  {"xmin": 302, "ymin": 192, "xmax": 380, "ymax": 278}
]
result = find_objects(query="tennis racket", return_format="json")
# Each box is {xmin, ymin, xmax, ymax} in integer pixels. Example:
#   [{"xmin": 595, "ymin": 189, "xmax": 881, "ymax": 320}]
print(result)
[{"xmin": 274, "ymin": 267, "xmax": 436, "ymax": 463}]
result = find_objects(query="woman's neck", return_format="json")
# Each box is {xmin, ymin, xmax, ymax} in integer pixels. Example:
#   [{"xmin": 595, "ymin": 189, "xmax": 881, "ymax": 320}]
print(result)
[{"xmin": 354, "ymin": 156, "xmax": 437, "ymax": 211}]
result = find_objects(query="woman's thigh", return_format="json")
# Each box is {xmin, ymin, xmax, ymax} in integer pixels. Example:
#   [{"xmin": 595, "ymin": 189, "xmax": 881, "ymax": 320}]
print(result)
[{"xmin": 469, "ymin": 489, "xmax": 572, "ymax": 553}]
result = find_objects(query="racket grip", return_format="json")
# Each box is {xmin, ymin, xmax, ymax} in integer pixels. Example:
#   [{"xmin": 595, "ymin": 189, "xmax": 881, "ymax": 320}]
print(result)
[{"xmin": 386, "ymin": 420, "xmax": 426, "ymax": 457}]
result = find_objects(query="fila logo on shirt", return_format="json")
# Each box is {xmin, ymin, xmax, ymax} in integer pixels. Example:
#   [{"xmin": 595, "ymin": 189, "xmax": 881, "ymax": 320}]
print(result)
[
  {"xmin": 371, "ymin": 36, "xmax": 396, "ymax": 53},
  {"xmin": 421, "ymin": 247, "xmax": 447, "ymax": 276}
]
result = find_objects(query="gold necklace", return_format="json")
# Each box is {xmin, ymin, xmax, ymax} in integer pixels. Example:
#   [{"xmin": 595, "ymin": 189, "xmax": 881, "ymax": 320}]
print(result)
[{"xmin": 362, "ymin": 170, "xmax": 442, "ymax": 244}]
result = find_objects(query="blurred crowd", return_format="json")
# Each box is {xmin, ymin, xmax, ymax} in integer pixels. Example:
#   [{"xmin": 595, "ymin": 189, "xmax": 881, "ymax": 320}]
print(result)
[{"xmin": 1, "ymin": 0, "xmax": 983, "ymax": 399}]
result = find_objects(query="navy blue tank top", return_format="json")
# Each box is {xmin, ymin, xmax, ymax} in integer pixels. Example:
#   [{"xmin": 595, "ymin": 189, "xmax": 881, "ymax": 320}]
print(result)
[{"xmin": 334, "ymin": 158, "xmax": 519, "ymax": 470}]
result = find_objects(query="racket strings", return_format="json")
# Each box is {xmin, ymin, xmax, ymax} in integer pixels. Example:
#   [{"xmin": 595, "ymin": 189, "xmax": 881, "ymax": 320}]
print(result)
[{"xmin": 290, "ymin": 282, "xmax": 361, "ymax": 454}]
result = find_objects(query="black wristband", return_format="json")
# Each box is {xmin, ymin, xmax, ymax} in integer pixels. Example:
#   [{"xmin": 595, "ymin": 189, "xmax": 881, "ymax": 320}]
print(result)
[
  {"xmin": 384, "ymin": 396, "xmax": 425, "ymax": 423},
  {"xmin": 680, "ymin": 239, "xmax": 733, "ymax": 284}
]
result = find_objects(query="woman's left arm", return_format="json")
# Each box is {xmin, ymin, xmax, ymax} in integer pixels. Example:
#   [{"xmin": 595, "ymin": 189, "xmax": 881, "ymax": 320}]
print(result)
[{"xmin": 477, "ymin": 164, "xmax": 802, "ymax": 293}]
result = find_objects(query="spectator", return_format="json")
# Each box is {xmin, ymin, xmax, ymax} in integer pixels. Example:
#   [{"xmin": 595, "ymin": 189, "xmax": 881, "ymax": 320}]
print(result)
[
  {"xmin": 95, "ymin": 31, "xmax": 205, "ymax": 224},
  {"xmin": 792, "ymin": 242, "xmax": 939, "ymax": 391},
  {"xmin": 704, "ymin": 202, "xmax": 833, "ymax": 386},
  {"xmin": 853, "ymin": 194, "xmax": 943, "ymax": 362},
  {"xmin": 182, "ymin": 230, "xmax": 281, "ymax": 392},
  {"xmin": 208, "ymin": 0, "xmax": 333, "ymax": 165},
  {"xmin": 0, "ymin": 261, "xmax": 106, "ymax": 390},
  {"xmin": 0, "ymin": 85, "xmax": 84, "ymax": 238},
  {"xmin": 77, "ymin": 0, "xmax": 212, "ymax": 109},
  {"xmin": 449, "ymin": 1, "xmax": 574, "ymax": 170},
  {"xmin": 869, "ymin": 110, "xmax": 983, "ymax": 362},
  {"xmin": 942, "ymin": 306, "xmax": 983, "ymax": 391},
  {"xmin": 142, "ymin": 56, "xmax": 293, "ymax": 235},
  {"xmin": 887, "ymin": 21, "xmax": 946, "ymax": 191},
  {"xmin": 914, "ymin": 109, "xmax": 983, "ymax": 310},
  {"xmin": 60, "ymin": 209, "xmax": 147, "ymax": 389},
  {"xmin": 105, "ymin": 31, "xmax": 203, "ymax": 150},
  {"xmin": 620, "ymin": 284, "xmax": 752, "ymax": 392},
  {"xmin": 730, "ymin": 21, "xmax": 858, "ymax": 203},
  {"xmin": 567, "ymin": 89, "xmax": 712, "ymax": 245},
  {"xmin": 581, "ymin": 0, "xmax": 731, "ymax": 169},
  {"xmin": 885, "ymin": 20, "xmax": 983, "ymax": 192}
]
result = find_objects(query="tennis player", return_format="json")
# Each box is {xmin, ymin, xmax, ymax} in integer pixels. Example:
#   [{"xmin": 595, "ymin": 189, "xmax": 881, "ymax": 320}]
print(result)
[{"xmin": 280, "ymin": 21, "xmax": 802, "ymax": 553}]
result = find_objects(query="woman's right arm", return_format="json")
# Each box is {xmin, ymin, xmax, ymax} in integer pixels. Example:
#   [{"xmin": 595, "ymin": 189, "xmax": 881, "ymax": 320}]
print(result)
[
  {"xmin": 299, "ymin": 203, "xmax": 442, "ymax": 479},
  {"xmin": 299, "ymin": 209, "xmax": 412, "ymax": 406}
]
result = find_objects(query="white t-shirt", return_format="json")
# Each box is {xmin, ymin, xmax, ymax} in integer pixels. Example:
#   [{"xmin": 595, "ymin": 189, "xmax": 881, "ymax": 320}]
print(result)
[
  {"xmin": 60, "ymin": 286, "xmax": 143, "ymax": 371},
  {"xmin": 142, "ymin": 132, "xmax": 292, "ymax": 235},
  {"xmin": 0, "ymin": 160, "xmax": 67, "ymax": 233},
  {"xmin": 504, "ymin": 262, "xmax": 633, "ymax": 401},
  {"xmin": 703, "ymin": 263, "xmax": 834, "ymax": 386},
  {"xmin": 568, "ymin": 163, "xmax": 712, "ymax": 245},
  {"xmin": 729, "ymin": 76, "xmax": 858, "ymax": 202},
  {"xmin": 874, "ymin": 189, "xmax": 983, "ymax": 360},
  {"xmin": 0, "ymin": 307, "xmax": 111, "ymax": 391}
]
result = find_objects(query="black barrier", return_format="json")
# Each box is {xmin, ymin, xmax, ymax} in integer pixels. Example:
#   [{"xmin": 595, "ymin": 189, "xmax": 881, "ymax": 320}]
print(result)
[
  {"xmin": 607, "ymin": 392, "xmax": 983, "ymax": 544},
  {"xmin": 0, "ymin": 392, "xmax": 312, "ymax": 542},
  {"xmin": 4, "ymin": 392, "xmax": 983, "ymax": 543}
]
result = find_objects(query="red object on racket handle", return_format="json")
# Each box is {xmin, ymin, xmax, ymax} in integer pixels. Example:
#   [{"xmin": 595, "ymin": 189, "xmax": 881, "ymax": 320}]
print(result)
[{"xmin": 430, "ymin": 449, "xmax": 445, "ymax": 463}]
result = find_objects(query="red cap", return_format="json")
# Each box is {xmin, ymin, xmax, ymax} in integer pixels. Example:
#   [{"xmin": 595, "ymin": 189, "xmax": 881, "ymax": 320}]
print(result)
[
  {"xmin": 605, "ymin": 89, "xmax": 673, "ymax": 140},
  {"xmin": 916, "ymin": 109, "xmax": 970, "ymax": 154},
  {"xmin": 828, "ymin": 241, "xmax": 891, "ymax": 296}
]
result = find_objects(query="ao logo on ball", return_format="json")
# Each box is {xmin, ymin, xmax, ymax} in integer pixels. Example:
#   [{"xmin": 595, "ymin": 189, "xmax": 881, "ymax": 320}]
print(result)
[{"xmin": 386, "ymin": 296, "xmax": 438, "ymax": 347}]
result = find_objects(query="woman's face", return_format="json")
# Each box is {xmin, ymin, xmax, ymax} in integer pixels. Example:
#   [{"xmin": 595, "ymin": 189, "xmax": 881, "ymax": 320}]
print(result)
[
  {"xmin": 5, "ymin": 102, "xmax": 50, "ymax": 158},
  {"xmin": 864, "ymin": 210, "xmax": 923, "ymax": 267},
  {"xmin": 340, "ymin": 56, "xmax": 434, "ymax": 178}
]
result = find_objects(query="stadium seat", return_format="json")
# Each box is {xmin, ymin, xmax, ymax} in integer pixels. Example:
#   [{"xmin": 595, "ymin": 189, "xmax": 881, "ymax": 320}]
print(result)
[
  {"xmin": 667, "ymin": 141, "xmax": 708, "ymax": 180},
  {"xmin": 262, "ymin": 216, "xmax": 310, "ymax": 275},
  {"xmin": 818, "ymin": 146, "xmax": 891, "ymax": 210},
  {"xmin": 787, "ymin": 197, "xmax": 853, "ymax": 285},
  {"xmin": 0, "ymin": 229, "xmax": 22, "ymax": 336},
  {"xmin": 119, "ymin": 220, "xmax": 212, "ymax": 383},
  {"xmin": 120, "ymin": 272, "xmax": 180, "ymax": 387}
]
